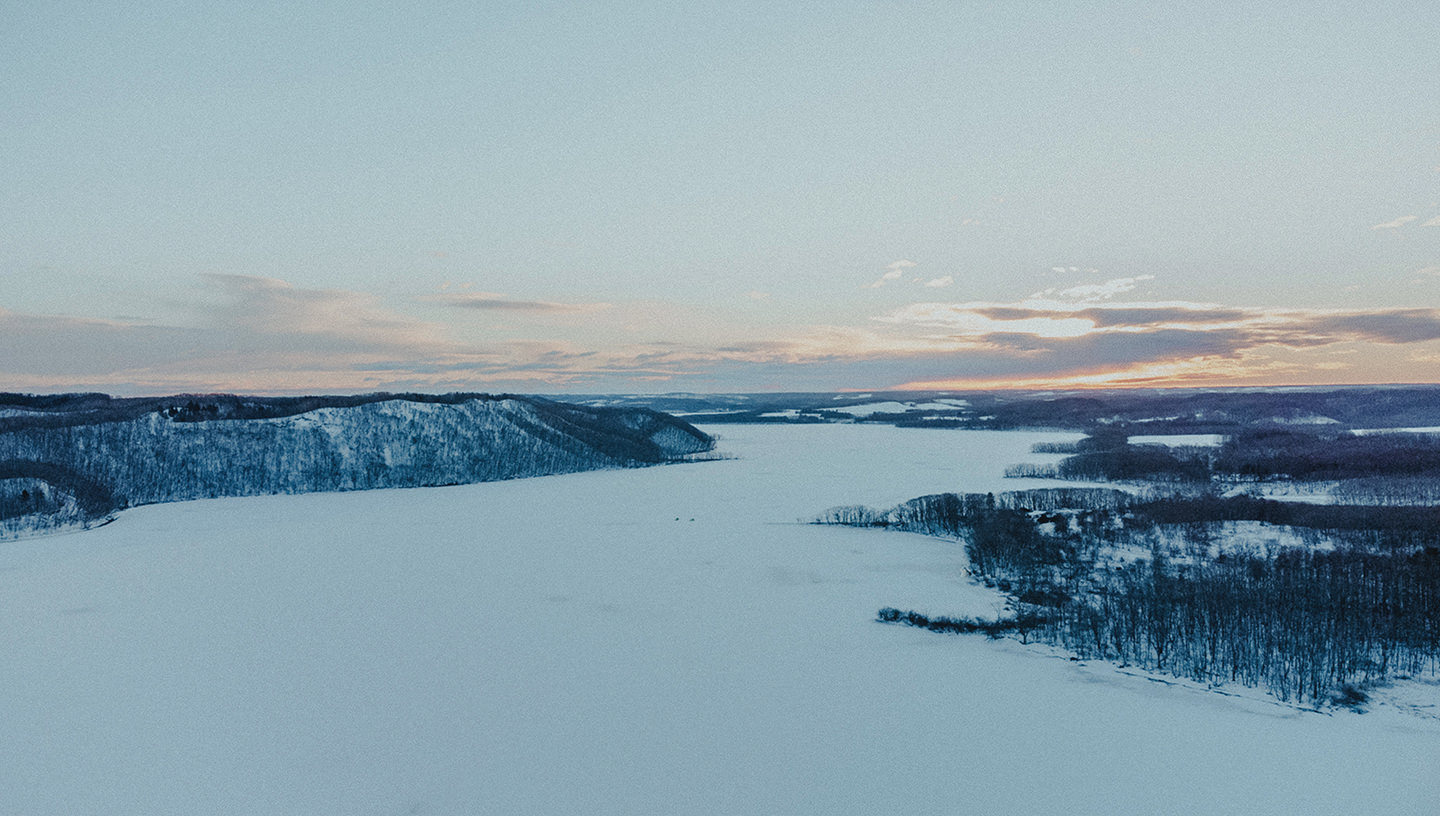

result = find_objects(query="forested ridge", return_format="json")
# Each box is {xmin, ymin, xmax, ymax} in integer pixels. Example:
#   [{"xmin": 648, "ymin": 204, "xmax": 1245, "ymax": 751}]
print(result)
[{"xmin": 0, "ymin": 393, "xmax": 713, "ymax": 536}]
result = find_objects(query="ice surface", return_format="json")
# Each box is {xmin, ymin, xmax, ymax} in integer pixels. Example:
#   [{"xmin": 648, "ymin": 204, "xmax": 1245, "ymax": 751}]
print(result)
[
  {"xmin": 1129, "ymin": 433, "xmax": 1227, "ymax": 447},
  {"xmin": 0, "ymin": 424, "xmax": 1434, "ymax": 815},
  {"xmin": 827, "ymin": 400, "xmax": 969, "ymax": 416}
]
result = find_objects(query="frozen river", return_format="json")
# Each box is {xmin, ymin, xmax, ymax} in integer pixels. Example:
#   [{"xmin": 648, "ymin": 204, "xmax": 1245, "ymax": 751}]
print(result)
[{"xmin": 1, "ymin": 424, "xmax": 1435, "ymax": 814}]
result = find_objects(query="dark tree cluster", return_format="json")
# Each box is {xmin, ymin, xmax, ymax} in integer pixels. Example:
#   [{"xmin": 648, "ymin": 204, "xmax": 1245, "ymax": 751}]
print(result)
[
  {"xmin": 0, "ymin": 460, "xmax": 115, "ymax": 518},
  {"xmin": 1035, "ymin": 545, "xmax": 1440, "ymax": 704},
  {"xmin": 0, "ymin": 460, "xmax": 117, "ymax": 536},
  {"xmin": 1016, "ymin": 431, "xmax": 1213, "ymax": 482},
  {"xmin": 816, "ymin": 488, "xmax": 1132, "ymax": 535},
  {"xmin": 0, "ymin": 480, "xmax": 60, "ymax": 521},
  {"xmin": 1135, "ymin": 495, "xmax": 1440, "ymax": 536},
  {"xmin": 1057, "ymin": 446, "xmax": 1211, "ymax": 482},
  {"xmin": 1212, "ymin": 430, "xmax": 1440, "ymax": 481},
  {"xmin": 1033, "ymin": 428, "xmax": 1440, "ymax": 486},
  {"xmin": 822, "ymin": 488, "xmax": 1440, "ymax": 705},
  {"xmin": 877, "ymin": 607, "xmax": 1049, "ymax": 640}
]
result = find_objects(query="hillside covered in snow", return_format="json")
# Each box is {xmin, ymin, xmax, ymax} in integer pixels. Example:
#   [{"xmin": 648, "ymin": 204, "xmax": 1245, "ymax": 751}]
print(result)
[{"xmin": 0, "ymin": 393, "xmax": 713, "ymax": 536}]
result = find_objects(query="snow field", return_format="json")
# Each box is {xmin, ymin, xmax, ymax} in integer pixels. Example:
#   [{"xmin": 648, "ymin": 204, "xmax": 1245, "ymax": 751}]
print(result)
[{"xmin": 0, "ymin": 424, "xmax": 1435, "ymax": 815}]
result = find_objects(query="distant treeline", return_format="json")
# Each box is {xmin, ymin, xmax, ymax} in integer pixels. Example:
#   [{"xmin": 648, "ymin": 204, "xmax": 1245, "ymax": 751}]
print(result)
[
  {"xmin": 819, "ymin": 488, "xmax": 1440, "ymax": 705},
  {"xmin": 1011, "ymin": 428, "xmax": 1440, "ymax": 486},
  {"xmin": 604, "ymin": 385, "xmax": 1440, "ymax": 433},
  {"xmin": 938, "ymin": 386, "xmax": 1440, "ymax": 431},
  {"xmin": 0, "ymin": 391, "xmax": 554, "ymax": 432}
]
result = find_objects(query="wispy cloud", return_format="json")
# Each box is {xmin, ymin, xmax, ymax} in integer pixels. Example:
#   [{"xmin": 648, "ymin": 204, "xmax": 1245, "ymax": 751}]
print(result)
[
  {"xmin": 427, "ymin": 293, "xmax": 611, "ymax": 314},
  {"xmin": 880, "ymin": 295, "xmax": 1440, "ymax": 347},
  {"xmin": 1372, "ymin": 215, "xmax": 1419, "ymax": 230},
  {"xmin": 1423, "ymin": 215, "xmax": 1440, "ymax": 227},
  {"xmin": 0, "ymin": 276, "xmax": 491, "ymax": 393},
  {"xmin": 868, "ymin": 259, "xmax": 916, "ymax": 289},
  {"xmin": 855, "ymin": 280, "xmax": 1440, "ymax": 389},
  {"xmin": 6, "ymin": 272, "xmax": 1440, "ymax": 395},
  {"xmin": 1032, "ymin": 275, "xmax": 1155, "ymax": 303},
  {"xmin": 1308, "ymin": 310, "xmax": 1440, "ymax": 344},
  {"xmin": 200, "ymin": 274, "xmax": 448, "ymax": 352},
  {"xmin": 969, "ymin": 305, "xmax": 1252, "ymax": 328},
  {"xmin": 923, "ymin": 276, "xmax": 954, "ymax": 288}
]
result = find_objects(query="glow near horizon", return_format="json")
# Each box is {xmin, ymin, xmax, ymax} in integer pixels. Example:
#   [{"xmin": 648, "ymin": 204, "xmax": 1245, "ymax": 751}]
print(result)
[{"xmin": 2, "ymin": 2, "xmax": 1438, "ymax": 395}]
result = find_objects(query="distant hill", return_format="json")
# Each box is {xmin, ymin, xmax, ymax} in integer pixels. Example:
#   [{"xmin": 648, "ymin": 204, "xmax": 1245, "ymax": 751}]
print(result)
[
  {"xmin": 572, "ymin": 384, "xmax": 1440, "ymax": 432},
  {"xmin": 0, "ymin": 393, "xmax": 714, "ymax": 537}
]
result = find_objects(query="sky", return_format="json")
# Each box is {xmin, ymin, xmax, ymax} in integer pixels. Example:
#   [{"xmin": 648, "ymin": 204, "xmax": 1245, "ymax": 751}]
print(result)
[{"xmin": 3, "ymin": 1, "xmax": 1439, "ymax": 395}]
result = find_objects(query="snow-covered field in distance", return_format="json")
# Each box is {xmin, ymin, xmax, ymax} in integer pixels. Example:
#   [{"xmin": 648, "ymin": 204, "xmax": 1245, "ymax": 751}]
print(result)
[
  {"xmin": 1350, "ymin": 426, "xmax": 1440, "ymax": 436},
  {"xmin": 1129, "ymin": 433, "xmax": 1228, "ymax": 446},
  {"xmin": 1, "ymin": 424, "xmax": 1436, "ymax": 815}
]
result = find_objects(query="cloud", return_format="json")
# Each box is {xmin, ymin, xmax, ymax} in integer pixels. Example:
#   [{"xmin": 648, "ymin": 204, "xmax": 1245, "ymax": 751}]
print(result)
[
  {"xmin": 969, "ymin": 305, "xmax": 1252, "ymax": 329},
  {"xmin": 746, "ymin": 291, "xmax": 771, "ymax": 302},
  {"xmin": 0, "ymin": 276, "xmax": 473, "ymax": 394},
  {"xmin": 865, "ymin": 287, "xmax": 1440, "ymax": 389},
  {"xmin": 1423, "ymin": 216, "xmax": 1440, "ymax": 227},
  {"xmin": 1306, "ymin": 310, "xmax": 1440, "ymax": 344},
  {"xmin": 867, "ymin": 270, "xmax": 904, "ymax": 289},
  {"xmin": 879, "ymin": 296, "xmax": 1253, "ymax": 339},
  {"xmin": 868, "ymin": 259, "xmax": 916, "ymax": 289},
  {"xmin": 7, "ymin": 272, "xmax": 1440, "ymax": 396},
  {"xmin": 427, "ymin": 293, "xmax": 611, "ymax": 314},
  {"xmin": 973, "ymin": 327, "xmax": 1258, "ymax": 366},
  {"xmin": 1032, "ymin": 275, "xmax": 1155, "ymax": 303},
  {"xmin": 676, "ymin": 323, "xmax": 1296, "ymax": 393},
  {"xmin": 923, "ymin": 276, "xmax": 954, "ymax": 288},
  {"xmin": 1372, "ymin": 215, "xmax": 1418, "ymax": 230},
  {"xmin": 0, "ymin": 309, "xmax": 205, "ymax": 379},
  {"xmin": 200, "ymin": 274, "xmax": 447, "ymax": 352}
]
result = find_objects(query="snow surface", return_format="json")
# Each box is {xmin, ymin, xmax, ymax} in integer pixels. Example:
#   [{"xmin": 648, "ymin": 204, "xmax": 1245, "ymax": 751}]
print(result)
[
  {"xmin": 1269, "ymin": 415, "xmax": 1341, "ymax": 425},
  {"xmin": 1350, "ymin": 426, "xmax": 1440, "ymax": 436},
  {"xmin": 828, "ymin": 400, "xmax": 970, "ymax": 416},
  {"xmin": 1, "ymin": 424, "xmax": 1435, "ymax": 815},
  {"xmin": 1129, "ymin": 433, "xmax": 1227, "ymax": 447}
]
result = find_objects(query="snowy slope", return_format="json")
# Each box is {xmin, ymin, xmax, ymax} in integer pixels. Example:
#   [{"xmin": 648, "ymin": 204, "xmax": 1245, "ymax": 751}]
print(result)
[
  {"xmin": 0, "ymin": 424, "xmax": 1434, "ymax": 815},
  {"xmin": 0, "ymin": 396, "xmax": 712, "ymax": 513}
]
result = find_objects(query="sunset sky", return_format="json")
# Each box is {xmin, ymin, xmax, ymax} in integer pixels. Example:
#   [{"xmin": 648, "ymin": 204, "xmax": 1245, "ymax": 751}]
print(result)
[{"xmin": 4, "ymin": 2, "xmax": 1439, "ymax": 395}]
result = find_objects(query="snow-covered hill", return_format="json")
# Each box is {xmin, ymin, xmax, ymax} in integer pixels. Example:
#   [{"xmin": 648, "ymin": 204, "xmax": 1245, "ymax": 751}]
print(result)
[{"xmin": 0, "ymin": 395, "xmax": 712, "ymax": 532}]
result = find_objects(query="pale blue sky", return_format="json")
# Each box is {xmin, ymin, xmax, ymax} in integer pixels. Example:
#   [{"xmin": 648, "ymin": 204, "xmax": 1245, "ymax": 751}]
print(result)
[{"xmin": 3, "ymin": 2, "xmax": 1438, "ymax": 393}]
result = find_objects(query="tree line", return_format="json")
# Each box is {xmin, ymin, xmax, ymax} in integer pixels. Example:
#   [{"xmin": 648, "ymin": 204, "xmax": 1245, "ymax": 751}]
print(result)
[{"xmin": 1022, "ymin": 428, "xmax": 1440, "ymax": 485}]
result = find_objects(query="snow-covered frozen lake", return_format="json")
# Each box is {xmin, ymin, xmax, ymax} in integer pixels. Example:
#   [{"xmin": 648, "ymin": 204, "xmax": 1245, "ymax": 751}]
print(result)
[{"xmin": 1, "ymin": 424, "xmax": 1435, "ymax": 815}]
